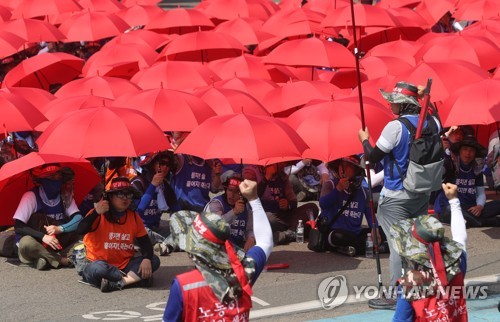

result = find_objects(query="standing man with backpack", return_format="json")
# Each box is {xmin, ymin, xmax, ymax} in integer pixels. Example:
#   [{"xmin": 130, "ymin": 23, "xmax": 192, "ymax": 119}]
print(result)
[{"xmin": 358, "ymin": 81, "xmax": 444, "ymax": 307}]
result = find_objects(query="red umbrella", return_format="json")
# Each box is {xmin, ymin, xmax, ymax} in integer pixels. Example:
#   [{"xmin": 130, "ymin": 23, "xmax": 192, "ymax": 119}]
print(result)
[
  {"xmin": 0, "ymin": 4, "xmax": 12, "ymax": 22},
  {"xmin": 1, "ymin": 18, "xmax": 66, "ymax": 42},
  {"xmin": 130, "ymin": 60, "xmax": 221, "ymax": 90},
  {"xmin": 144, "ymin": 8, "xmax": 214, "ymax": 35},
  {"xmin": 262, "ymin": 37, "xmax": 356, "ymax": 69},
  {"xmin": 395, "ymin": 60, "xmax": 489, "ymax": 102},
  {"xmin": 318, "ymin": 68, "xmax": 368, "ymax": 89},
  {"xmin": 303, "ymin": 0, "xmax": 350, "ymax": 12},
  {"xmin": 454, "ymin": 0, "xmax": 500, "ymax": 21},
  {"xmin": 158, "ymin": 30, "xmax": 248, "ymax": 63},
  {"xmin": 214, "ymin": 17, "xmax": 271, "ymax": 46},
  {"xmin": 360, "ymin": 55, "xmax": 414, "ymax": 79},
  {"xmin": 321, "ymin": 3, "xmax": 397, "ymax": 29},
  {"xmin": 112, "ymin": 88, "xmax": 216, "ymax": 131},
  {"xmin": 413, "ymin": 33, "xmax": 500, "ymax": 71},
  {"xmin": 414, "ymin": 0, "xmax": 455, "ymax": 26},
  {"xmin": 350, "ymin": 26, "xmax": 427, "ymax": 54},
  {"xmin": 104, "ymin": 29, "xmax": 170, "ymax": 51},
  {"xmin": 11, "ymin": 0, "xmax": 82, "ymax": 19},
  {"xmin": 0, "ymin": 152, "xmax": 101, "ymax": 226},
  {"xmin": 2, "ymin": 52, "xmax": 84, "ymax": 91},
  {"xmin": 121, "ymin": 0, "xmax": 160, "ymax": 4},
  {"xmin": 58, "ymin": 11, "xmax": 130, "ymax": 42},
  {"xmin": 175, "ymin": 113, "xmax": 308, "ymax": 164},
  {"xmin": 287, "ymin": 96, "xmax": 394, "ymax": 162},
  {"xmin": 213, "ymin": 76, "xmax": 278, "ymax": 101},
  {"xmin": 494, "ymin": 64, "xmax": 500, "ymax": 79},
  {"xmin": 461, "ymin": 24, "xmax": 500, "ymax": 47},
  {"xmin": 260, "ymin": 7, "xmax": 325, "ymax": 38},
  {"xmin": 55, "ymin": 75, "xmax": 140, "ymax": 99},
  {"xmin": 1, "ymin": 87, "xmax": 54, "ymax": 110},
  {"xmin": 439, "ymin": 79, "xmax": 500, "ymax": 127},
  {"xmin": 37, "ymin": 106, "xmax": 170, "ymax": 158},
  {"xmin": 82, "ymin": 43, "xmax": 158, "ymax": 78},
  {"xmin": 207, "ymin": 54, "xmax": 272, "ymax": 80},
  {"xmin": 115, "ymin": 4, "xmax": 163, "ymax": 27},
  {"xmin": 364, "ymin": 39, "xmax": 422, "ymax": 65},
  {"xmin": 0, "ymin": 91, "xmax": 48, "ymax": 132},
  {"xmin": 194, "ymin": 87, "xmax": 271, "ymax": 116},
  {"xmin": 376, "ymin": 0, "xmax": 421, "ymax": 9},
  {"xmin": 78, "ymin": 0, "xmax": 126, "ymax": 12},
  {"xmin": 0, "ymin": 31, "xmax": 27, "ymax": 60},
  {"xmin": 350, "ymin": 74, "xmax": 396, "ymax": 107},
  {"xmin": 36, "ymin": 95, "xmax": 112, "ymax": 131},
  {"xmin": 196, "ymin": 0, "xmax": 279, "ymax": 22}
]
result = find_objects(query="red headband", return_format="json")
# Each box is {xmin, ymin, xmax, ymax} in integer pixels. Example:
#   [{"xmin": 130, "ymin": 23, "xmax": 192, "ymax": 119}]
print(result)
[
  {"xmin": 110, "ymin": 180, "xmax": 131, "ymax": 190},
  {"xmin": 393, "ymin": 86, "xmax": 418, "ymax": 97}
]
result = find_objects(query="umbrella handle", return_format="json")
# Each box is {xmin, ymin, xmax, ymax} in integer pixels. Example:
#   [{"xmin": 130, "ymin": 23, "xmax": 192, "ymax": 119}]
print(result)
[{"xmin": 415, "ymin": 79, "xmax": 433, "ymax": 139}]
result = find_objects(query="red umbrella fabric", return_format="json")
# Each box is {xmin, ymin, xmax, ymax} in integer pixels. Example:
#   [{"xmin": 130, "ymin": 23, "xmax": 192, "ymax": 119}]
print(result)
[
  {"xmin": 287, "ymin": 96, "xmax": 394, "ymax": 162},
  {"xmin": 130, "ymin": 60, "xmax": 221, "ymax": 90},
  {"xmin": 454, "ymin": 0, "xmax": 500, "ymax": 21},
  {"xmin": 193, "ymin": 87, "xmax": 271, "ymax": 116},
  {"xmin": 11, "ymin": 0, "xmax": 82, "ymax": 19},
  {"xmin": 321, "ymin": 3, "xmax": 397, "ymax": 29},
  {"xmin": 58, "ymin": 11, "xmax": 130, "ymax": 42},
  {"xmin": 104, "ymin": 29, "xmax": 170, "ymax": 50},
  {"xmin": 262, "ymin": 37, "xmax": 356, "ymax": 69},
  {"xmin": 439, "ymin": 79, "xmax": 500, "ymax": 127},
  {"xmin": 414, "ymin": 0, "xmax": 455, "ymax": 26},
  {"xmin": 0, "ymin": 152, "xmax": 101, "ymax": 226},
  {"xmin": 1, "ymin": 18, "xmax": 66, "ymax": 42},
  {"xmin": 213, "ymin": 76, "xmax": 278, "ymax": 101},
  {"xmin": 158, "ymin": 30, "xmax": 247, "ymax": 63},
  {"xmin": 145, "ymin": 8, "xmax": 214, "ymax": 35},
  {"xmin": 260, "ymin": 7, "xmax": 325, "ymax": 38},
  {"xmin": 214, "ymin": 17, "xmax": 270, "ymax": 46},
  {"xmin": 1, "ymin": 87, "xmax": 54, "ymax": 111},
  {"xmin": 115, "ymin": 4, "xmax": 163, "ymax": 27},
  {"xmin": 0, "ymin": 91, "xmax": 48, "ymax": 132},
  {"xmin": 37, "ymin": 106, "xmax": 170, "ymax": 158},
  {"xmin": 55, "ymin": 75, "xmax": 140, "ymax": 99},
  {"xmin": 351, "ymin": 26, "xmax": 427, "ymax": 54},
  {"xmin": 175, "ymin": 113, "xmax": 308, "ymax": 164},
  {"xmin": 78, "ymin": 0, "xmax": 126, "ymax": 12},
  {"xmin": 0, "ymin": 4, "xmax": 12, "ymax": 22},
  {"xmin": 207, "ymin": 54, "xmax": 272, "ymax": 80},
  {"xmin": 0, "ymin": 31, "xmax": 27, "ymax": 60},
  {"xmin": 196, "ymin": 0, "xmax": 279, "ymax": 22},
  {"xmin": 112, "ymin": 88, "xmax": 216, "ymax": 131},
  {"xmin": 364, "ymin": 39, "xmax": 422, "ymax": 65},
  {"xmin": 2, "ymin": 52, "xmax": 84, "ymax": 91},
  {"xmin": 360, "ymin": 55, "xmax": 414, "ymax": 79}
]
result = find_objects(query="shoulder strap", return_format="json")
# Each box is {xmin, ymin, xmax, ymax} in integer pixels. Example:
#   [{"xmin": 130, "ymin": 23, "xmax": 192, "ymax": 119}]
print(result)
[{"xmin": 324, "ymin": 188, "xmax": 358, "ymax": 227}]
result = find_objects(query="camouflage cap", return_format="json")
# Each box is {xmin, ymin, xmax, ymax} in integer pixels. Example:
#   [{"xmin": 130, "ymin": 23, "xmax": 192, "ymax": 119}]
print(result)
[
  {"xmin": 380, "ymin": 81, "xmax": 421, "ymax": 107},
  {"xmin": 390, "ymin": 215, "xmax": 463, "ymax": 272}
]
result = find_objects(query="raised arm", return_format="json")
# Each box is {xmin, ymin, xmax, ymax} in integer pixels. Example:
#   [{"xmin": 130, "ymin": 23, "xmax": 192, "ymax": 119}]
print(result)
[{"xmin": 442, "ymin": 183, "xmax": 467, "ymax": 250}]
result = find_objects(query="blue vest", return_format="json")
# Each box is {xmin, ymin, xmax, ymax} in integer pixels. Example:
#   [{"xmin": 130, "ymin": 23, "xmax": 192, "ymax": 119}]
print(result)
[
  {"xmin": 142, "ymin": 189, "xmax": 161, "ymax": 228},
  {"xmin": 213, "ymin": 195, "xmax": 248, "ymax": 247},
  {"xmin": 261, "ymin": 177, "xmax": 287, "ymax": 213},
  {"xmin": 171, "ymin": 160, "xmax": 212, "ymax": 212},
  {"xmin": 33, "ymin": 187, "xmax": 65, "ymax": 223},
  {"xmin": 454, "ymin": 163, "xmax": 478, "ymax": 208}
]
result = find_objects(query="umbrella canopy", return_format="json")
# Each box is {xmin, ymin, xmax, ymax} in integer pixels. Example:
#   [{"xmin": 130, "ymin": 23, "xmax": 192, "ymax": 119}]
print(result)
[
  {"xmin": 1, "ymin": 87, "xmax": 54, "ymax": 112},
  {"xmin": 55, "ymin": 75, "xmax": 140, "ymax": 99},
  {"xmin": 364, "ymin": 39, "xmax": 422, "ymax": 65},
  {"xmin": 195, "ymin": 0, "xmax": 279, "ymax": 22},
  {"xmin": 78, "ymin": 0, "xmax": 126, "ymax": 12},
  {"xmin": 112, "ymin": 88, "xmax": 216, "ymax": 131},
  {"xmin": 193, "ymin": 87, "xmax": 271, "ymax": 116},
  {"xmin": 214, "ymin": 17, "xmax": 270, "ymax": 46},
  {"xmin": 58, "ymin": 11, "xmax": 130, "ymax": 42},
  {"xmin": 175, "ymin": 113, "xmax": 308, "ymax": 164},
  {"xmin": 260, "ymin": 7, "xmax": 325, "ymax": 38},
  {"xmin": 207, "ymin": 54, "xmax": 272, "ymax": 80},
  {"xmin": 414, "ymin": 0, "xmax": 455, "ymax": 26},
  {"xmin": 0, "ymin": 92, "xmax": 48, "ymax": 132},
  {"xmin": 115, "ymin": 4, "xmax": 163, "ymax": 27},
  {"xmin": 11, "ymin": 0, "xmax": 82, "ymax": 19},
  {"xmin": 360, "ymin": 55, "xmax": 414, "ymax": 79},
  {"xmin": 454, "ymin": 0, "xmax": 500, "ymax": 21},
  {"xmin": 158, "ymin": 30, "xmax": 248, "ymax": 63},
  {"xmin": 213, "ymin": 76, "xmax": 277, "ymax": 101},
  {"xmin": 439, "ymin": 79, "xmax": 500, "ymax": 127},
  {"xmin": 321, "ymin": 3, "xmax": 397, "ymax": 29},
  {"xmin": 263, "ymin": 37, "xmax": 356, "ymax": 69},
  {"xmin": 104, "ymin": 29, "xmax": 170, "ymax": 51},
  {"xmin": 0, "ymin": 152, "xmax": 101, "ymax": 226},
  {"xmin": 2, "ymin": 52, "xmax": 84, "ymax": 91},
  {"xmin": 37, "ymin": 106, "xmax": 170, "ymax": 158},
  {"xmin": 130, "ymin": 60, "xmax": 221, "ymax": 90},
  {"xmin": 287, "ymin": 96, "xmax": 394, "ymax": 162},
  {"xmin": 144, "ymin": 8, "xmax": 214, "ymax": 35},
  {"xmin": 0, "ymin": 31, "xmax": 27, "ymax": 60},
  {"xmin": 1, "ymin": 17, "xmax": 66, "ymax": 42}
]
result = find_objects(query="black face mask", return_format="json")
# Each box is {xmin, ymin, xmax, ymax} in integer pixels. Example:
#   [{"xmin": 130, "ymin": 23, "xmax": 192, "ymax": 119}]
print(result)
[{"xmin": 39, "ymin": 178, "xmax": 63, "ymax": 199}]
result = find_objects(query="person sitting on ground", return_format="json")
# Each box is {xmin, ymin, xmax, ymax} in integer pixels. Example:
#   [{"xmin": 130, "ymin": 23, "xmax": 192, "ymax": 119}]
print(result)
[
  {"xmin": 132, "ymin": 151, "xmax": 180, "ymax": 256},
  {"xmin": 163, "ymin": 179, "xmax": 273, "ymax": 321},
  {"xmin": 392, "ymin": 183, "xmax": 468, "ymax": 321},
  {"xmin": 319, "ymin": 155, "xmax": 385, "ymax": 256},
  {"xmin": 284, "ymin": 158, "xmax": 322, "ymax": 202},
  {"xmin": 14, "ymin": 164, "xmax": 81, "ymax": 270},
  {"xmin": 434, "ymin": 135, "xmax": 500, "ymax": 227},
  {"xmin": 257, "ymin": 162, "xmax": 319, "ymax": 245},
  {"xmin": 77, "ymin": 177, "xmax": 160, "ymax": 292},
  {"xmin": 204, "ymin": 173, "xmax": 255, "ymax": 251}
]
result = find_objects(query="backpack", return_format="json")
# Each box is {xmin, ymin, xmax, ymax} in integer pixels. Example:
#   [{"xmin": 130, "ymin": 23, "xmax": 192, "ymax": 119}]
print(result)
[{"xmin": 392, "ymin": 116, "xmax": 445, "ymax": 193}]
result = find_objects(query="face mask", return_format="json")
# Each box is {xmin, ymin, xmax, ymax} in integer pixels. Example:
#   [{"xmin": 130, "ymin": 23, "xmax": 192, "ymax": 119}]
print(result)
[{"xmin": 39, "ymin": 178, "xmax": 63, "ymax": 199}]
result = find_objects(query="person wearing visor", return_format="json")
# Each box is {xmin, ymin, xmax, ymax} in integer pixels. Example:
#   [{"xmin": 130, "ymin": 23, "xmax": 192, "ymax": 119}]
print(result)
[
  {"xmin": 14, "ymin": 163, "xmax": 82, "ymax": 270},
  {"xmin": 77, "ymin": 177, "xmax": 160, "ymax": 292},
  {"xmin": 204, "ymin": 173, "xmax": 255, "ymax": 251}
]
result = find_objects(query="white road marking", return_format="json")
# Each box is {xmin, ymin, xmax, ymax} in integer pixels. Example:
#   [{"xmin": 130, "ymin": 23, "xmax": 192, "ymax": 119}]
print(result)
[{"xmin": 251, "ymin": 296, "xmax": 270, "ymax": 306}]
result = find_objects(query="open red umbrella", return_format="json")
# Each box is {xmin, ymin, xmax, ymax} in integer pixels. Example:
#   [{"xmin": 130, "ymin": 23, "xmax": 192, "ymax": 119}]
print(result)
[
  {"xmin": 321, "ymin": 3, "xmax": 397, "ymax": 29},
  {"xmin": 0, "ymin": 31, "xmax": 27, "ymax": 60},
  {"xmin": 112, "ymin": 88, "xmax": 216, "ymax": 131},
  {"xmin": 287, "ymin": 96, "xmax": 394, "ymax": 162},
  {"xmin": 104, "ymin": 29, "xmax": 170, "ymax": 51},
  {"xmin": 158, "ymin": 30, "xmax": 248, "ymax": 63},
  {"xmin": 454, "ymin": 0, "xmax": 500, "ymax": 21},
  {"xmin": 194, "ymin": 87, "xmax": 271, "ymax": 116},
  {"xmin": 78, "ymin": 0, "xmax": 126, "ymax": 12},
  {"xmin": 260, "ymin": 7, "xmax": 325, "ymax": 38},
  {"xmin": 1, "ymin": 87, "xmax": 54, "ymax": 111},
  {"xmin": 414, "ymin": 0, "xmax": 455, "ymax": 26},
  {"xmin": 2, "ymin": 52, "xmax": 84, "ymax": 91},
  {"xmin": 364, "ymin": 39, "xmax": 422, "ymax": 65},
  {"xmin": 130, "ymin": 60, "xmax": 221, "ymax": 90},
  {"xmin": 0, "ymin": 91, "xmax": 48, "ymax": 132},
  {"xmin": 115, "ymin": 4, "xmax": 163, "ymax": 27},
  {"xmin": 0, "ymin": 152, "xmax": 101, "ymax": 226},
  {"xmin": 144, "ymin": 8, "xmax": 214, "ymax": 35},
  {"xmin": 175, "ymin": 113, "xmax": 308, "ymax": 164},
  {"xmin": 55, "ymin": 75, "xmax": 140, "ymax": 99},
  {"xmin": 11, "ymin": 0, "xmax": 82, "ymax": 19},
  {"xmin": 439, "ymin": 79, "xmax": 500, "ymax": 127},
  {"xmin": 37, "ymin": 106, "xmax": 170, "ymax": 158},
  {"xmin": 195, "ymin": 0, "xmax": 279, "ymax": 22},
  {"xmin": 1, "ymin": 18, "xmax": 66, "ymax": 42},
  {"xmin": 58, "ymin": 11, "xmax": 130, "ymax": 42},
  {"xmin": 213, "ymin": 76, "xmax": 277, "ymax": 101},
  {"xmin": 207, "ymin": 54, "xmax": 272, "ymax": 80},
  {"xmin": 360, "ymin": 55, "xmax": 414, "ymax": 79},
  {"xmin": 0, "ymin": 4, "xmax": 12, "ymax": 22},
  {"xmin": 214, "ymin": 17, "xmax": 270, "ymax": 46}
]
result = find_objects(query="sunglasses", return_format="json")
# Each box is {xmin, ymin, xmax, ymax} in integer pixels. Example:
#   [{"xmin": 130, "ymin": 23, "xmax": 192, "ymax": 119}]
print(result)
[
  {"xmin": 158, "ymin": 160, "xmax": 170, "ymax": 167},
  {"xmin": 115, "ymin": 191, "xmax": 134, "ymax": 200}
]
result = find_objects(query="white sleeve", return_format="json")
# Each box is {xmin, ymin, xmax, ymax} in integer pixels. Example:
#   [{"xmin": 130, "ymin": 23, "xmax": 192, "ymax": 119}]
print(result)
[
  {"xmin": 318, "ymin": 163, "xmax": 328, "ymax": 176},
  {"xmin": 284, "ymin": 161, "xmax": 306, "ymax": 175},
  {"xmin": 249, "ymin": 198, "xmax": 272, "ymax": 260},
  {"xmin": 66, "ymin": 198, "xmax": 80, "ymax": 216},
  {"xmin": 376, "ymin": 121, "xmax": 403, "ymax": 153},
  {"xmin": 475, "ymin": 186, "xmax": 486, "ymax": 207},
  {"xmin": 366, "ymin": 168, "xmax": 384, "ymax": 187},
  {"xmin": 449, "ymin": 198, "xmax": 467, "ymax": 250},
  {"xmin": 13, "ymin": 192, "xmax": 37, "ymax": 224}
]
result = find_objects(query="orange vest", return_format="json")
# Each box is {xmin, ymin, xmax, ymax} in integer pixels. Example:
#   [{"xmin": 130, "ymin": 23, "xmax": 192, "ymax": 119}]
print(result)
[
  {"xmin": 83, "ymin": 209, "xmax": 147, "ymax": 270},
  {"xmin": 177, "ymin": 269, "xmax": 252, "ymax": 322},
  {"xmin": 411, "ymin": 272, "xmax": 468, "ymax": 322}
]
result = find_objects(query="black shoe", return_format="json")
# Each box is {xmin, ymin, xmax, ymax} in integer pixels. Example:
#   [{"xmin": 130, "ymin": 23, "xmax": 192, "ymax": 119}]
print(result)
[
  {"xmin": 35, "ymin": 258, "xmax": 49, "ymax": 270},
  {"xmin": 336, "ymin": 246, "xmax": 356, "ymax": 257},
  {"xmin": 141, "ymin": 276, "xmax": 154, "ymax": 288},
  {"xmin": 100, "ymin": 278, "xmax": 123, "ymax": 293},
  {"xmin": 368, "ymin": 297, "xmax": 397, "ymax": 310}
]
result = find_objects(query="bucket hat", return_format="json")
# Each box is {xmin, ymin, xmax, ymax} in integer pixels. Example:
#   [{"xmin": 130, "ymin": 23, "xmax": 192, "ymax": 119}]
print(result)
[
  {"xmin": 380, "ymin": 81, "xmax": 421, "ymax": 107},
  {"xmin": 31, "ymin": 163, "xmax": 62, "ymax": 179},
  {"xmin": 105, "ymin": 176, "xmax": 141, "ymax": 199},
  {"xmin": 450, "ymin": 135, "xmax": 487, "ymax": 158}
]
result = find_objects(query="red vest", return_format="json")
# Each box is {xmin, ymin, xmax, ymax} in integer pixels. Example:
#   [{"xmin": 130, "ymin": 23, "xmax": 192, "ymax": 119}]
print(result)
[
  {"xmin": 177, "ymin": 269, "xmax": 252, "ymax": 321},
  {"xmin": 411, "ymin": 272, "xmax": 468, "ymax": 322}
]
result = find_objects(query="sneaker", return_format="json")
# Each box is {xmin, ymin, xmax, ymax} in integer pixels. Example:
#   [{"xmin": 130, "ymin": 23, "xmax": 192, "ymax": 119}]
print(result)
[
  {"xmin": 368, "ymin": 297, "xmax": 397, "ymax": 310},
  {"xmin": 154, "ymin": 243, "xmax": 173, "ymax": 256},
  {"xmin": 336, "ymin": 246, "xmax": 356, "ymax": 257},
  {"xmin": 35, "ymin": 258, "xmax": 49, "ymax": 270},
  {"xmin": 100, "ymin": 278, "xmax": 123, "ymax": 293}
]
